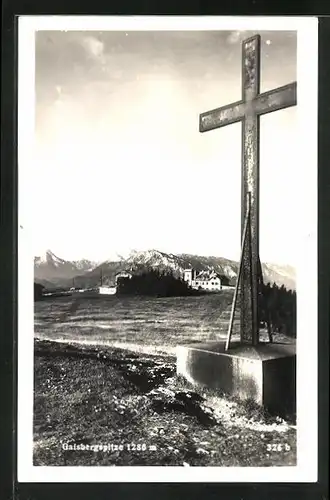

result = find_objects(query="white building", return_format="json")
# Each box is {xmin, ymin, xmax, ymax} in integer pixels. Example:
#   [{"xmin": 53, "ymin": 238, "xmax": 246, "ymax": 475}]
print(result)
[
  {"xmin": 183, "ymin": 268, "xmax": 232, "ymax": 292},
  {"xmin": 115, "ymin": 271, "xmax": 133, "ymax": 284},
  {"xmin": 99, "ymin": 286, "xmax": 117, "ymax": 295}
]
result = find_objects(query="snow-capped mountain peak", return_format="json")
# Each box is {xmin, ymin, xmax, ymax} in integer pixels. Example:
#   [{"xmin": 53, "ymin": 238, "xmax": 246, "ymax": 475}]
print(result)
[
  {"xmin": 34, "ymin": 250, "xmax": 66, "ymax": 267},
  {"xmin": 34, "ymin": 250, "xmax": 99, "ymax": 282}
]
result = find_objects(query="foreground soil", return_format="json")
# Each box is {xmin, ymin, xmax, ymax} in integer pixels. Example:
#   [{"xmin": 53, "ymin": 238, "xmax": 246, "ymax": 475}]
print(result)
[{"xmin": 34, "ymin": 339, "xmax": 296, "ymax": 466}]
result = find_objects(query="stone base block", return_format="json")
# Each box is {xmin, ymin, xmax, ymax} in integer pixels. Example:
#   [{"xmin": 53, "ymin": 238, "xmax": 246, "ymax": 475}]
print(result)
[{"xmin": 176, "ymin": 341, "xmax": 296, "ymax": 416}]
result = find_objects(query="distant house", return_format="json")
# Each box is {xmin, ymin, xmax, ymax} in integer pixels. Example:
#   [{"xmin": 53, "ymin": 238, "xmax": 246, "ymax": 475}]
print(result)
[
  {"xmin": 99, "ymin": 286, "xmax": 117, "ymax": 295},
  {"xmin": 115, "ymin": 271, "xmax": 133, "ymax": 284},
  {"xmin": 183, "ymin": 269, "xmax": 232, "ymax": 292}
]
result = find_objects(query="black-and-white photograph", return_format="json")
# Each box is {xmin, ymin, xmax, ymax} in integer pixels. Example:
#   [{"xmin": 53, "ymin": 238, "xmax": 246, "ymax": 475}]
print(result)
[{"xmin": 17, "ymin": 16, "xmax": 318, "ymax": 482}]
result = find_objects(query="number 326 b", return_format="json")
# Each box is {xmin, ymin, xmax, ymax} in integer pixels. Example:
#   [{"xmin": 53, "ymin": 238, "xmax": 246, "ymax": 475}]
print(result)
[{"xmin": 267, "ymin": 443, "xmax": 291, "ymax": 452}]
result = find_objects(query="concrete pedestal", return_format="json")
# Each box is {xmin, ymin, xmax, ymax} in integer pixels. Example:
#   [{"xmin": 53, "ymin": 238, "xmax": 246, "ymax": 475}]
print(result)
[{"xmin": 176, "ymin": 341, "xmax": 296, "ymax": 415}]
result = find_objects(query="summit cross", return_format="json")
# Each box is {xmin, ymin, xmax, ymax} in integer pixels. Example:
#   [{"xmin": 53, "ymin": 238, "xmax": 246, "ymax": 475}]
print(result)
[{"xmin": 199, "ymin": 34, "xmax": 297, "ymax": 345}]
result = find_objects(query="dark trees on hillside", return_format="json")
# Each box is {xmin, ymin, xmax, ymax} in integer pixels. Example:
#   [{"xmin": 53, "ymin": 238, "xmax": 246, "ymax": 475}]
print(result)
[
  {"xmin": 116, "ymin": 269, "xmax": 196, "ymax": 297},
  {"xmin": 34, "ymin": 282, "xmax": 45, "ymax": 301},
  {"xmin": 259, "ymin": 282, "xmax": 296, "ymax": 338}
]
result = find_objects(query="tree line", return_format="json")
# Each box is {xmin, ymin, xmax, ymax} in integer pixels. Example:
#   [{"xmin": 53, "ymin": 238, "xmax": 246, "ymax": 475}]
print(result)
[
  {"xmin": 259, "ymin": 282, "xmax": 296, "ymax": 338},
  {"xmin": 117, "ymin": 269, "xmax": 198, "ymax": 297}
]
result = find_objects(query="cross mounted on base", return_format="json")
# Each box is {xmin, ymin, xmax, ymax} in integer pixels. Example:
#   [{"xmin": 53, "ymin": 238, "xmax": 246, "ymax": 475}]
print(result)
[{"xmin": 199, "ymin": 34, "xmax": 297, "ymax": 348}]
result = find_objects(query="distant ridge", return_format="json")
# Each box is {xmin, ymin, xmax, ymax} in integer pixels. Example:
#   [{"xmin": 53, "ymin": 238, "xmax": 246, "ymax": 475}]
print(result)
[
  {"xmin": 34, "ymin": 249, "xmax": 296, "ymax": 291},
  {"xmin": 34, "ymin": 250, "xmax": 98, "ymax": 283}
]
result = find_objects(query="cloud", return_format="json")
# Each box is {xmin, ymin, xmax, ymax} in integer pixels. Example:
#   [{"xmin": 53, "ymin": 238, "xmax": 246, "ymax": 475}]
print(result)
[
  {"xmin": 226, "ymin": 30, "xmax": 249, "ymax": 45},
  {"xmin": 82, "ymin": 36, "xmax": 105, "ymax": 63}
]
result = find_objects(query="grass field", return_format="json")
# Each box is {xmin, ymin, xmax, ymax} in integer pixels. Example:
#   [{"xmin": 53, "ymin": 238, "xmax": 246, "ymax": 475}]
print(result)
[
  {"xmin": 35, "ymin": 291, "xmax": 289, "ymax": 354},
  {"xmin": 33, "ymin": 292, "xmax": 296, "ymax": 467}
]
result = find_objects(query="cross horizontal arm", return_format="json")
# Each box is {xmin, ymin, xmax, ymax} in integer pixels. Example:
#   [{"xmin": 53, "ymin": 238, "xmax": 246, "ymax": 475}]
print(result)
[
  {"xmin": 254, "ymin": 82, "xmax": 297, "ymax": 116},
  {"xmin": 199, "ymin": 100, "xmax": 245, "ymax": 133},
  {"xmin": 199, "ymin": 81, "xmax": 297, "ymax": 134}
]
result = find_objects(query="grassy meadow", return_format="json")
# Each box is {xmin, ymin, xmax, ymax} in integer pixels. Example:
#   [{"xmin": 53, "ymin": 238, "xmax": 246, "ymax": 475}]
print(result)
[{"xmin": 35, "ymin": 291, "xmax": 286, "ymax": 354}]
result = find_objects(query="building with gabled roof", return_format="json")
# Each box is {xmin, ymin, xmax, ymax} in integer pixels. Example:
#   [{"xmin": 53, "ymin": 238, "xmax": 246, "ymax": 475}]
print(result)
[
  {"xmin": 183, "ymin": 268, "xmax": 232, "ymax": 292},
  {"xmin": 115, "ymin": 270, "xmax": 133, "ymax": 284}
]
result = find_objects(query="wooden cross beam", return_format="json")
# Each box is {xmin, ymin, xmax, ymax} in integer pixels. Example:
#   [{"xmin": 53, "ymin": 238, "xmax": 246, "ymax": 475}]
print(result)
[{"xmin": 199, "ymin": 34, "xmax": 297, "ymax": 345}]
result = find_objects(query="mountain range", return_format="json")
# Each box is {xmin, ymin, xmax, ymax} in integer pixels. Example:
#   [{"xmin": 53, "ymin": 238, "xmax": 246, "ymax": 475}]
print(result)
[
  {"xmin": 34, "ymin": 249, "xmax": 296, "ymax": 291},
  {"xmin": 34, "ymin": 251, "xmax": 98, "ymax": 282}
]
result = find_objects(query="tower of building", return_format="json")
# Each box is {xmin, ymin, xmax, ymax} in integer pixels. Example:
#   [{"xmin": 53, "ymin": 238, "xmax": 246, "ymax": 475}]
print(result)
[{"xmin": 183, "ymin": 269, "xmax": 195, "ymax": 286}]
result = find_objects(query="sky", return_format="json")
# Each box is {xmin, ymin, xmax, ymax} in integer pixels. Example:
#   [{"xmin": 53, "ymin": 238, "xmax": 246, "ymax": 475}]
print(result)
[{"xmin": 33, "ymin": 29, "xmax": 297, "ymax": 264}]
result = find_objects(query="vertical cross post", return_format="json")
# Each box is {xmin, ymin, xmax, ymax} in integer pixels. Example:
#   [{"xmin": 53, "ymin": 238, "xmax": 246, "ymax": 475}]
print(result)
[
  {"xmin": 241, "ymin": 36, "xmax": 260, "ymax": 345},
  {"xmin": 199, "ymin": 34, "xmax": 297, "ymax": 348}
]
